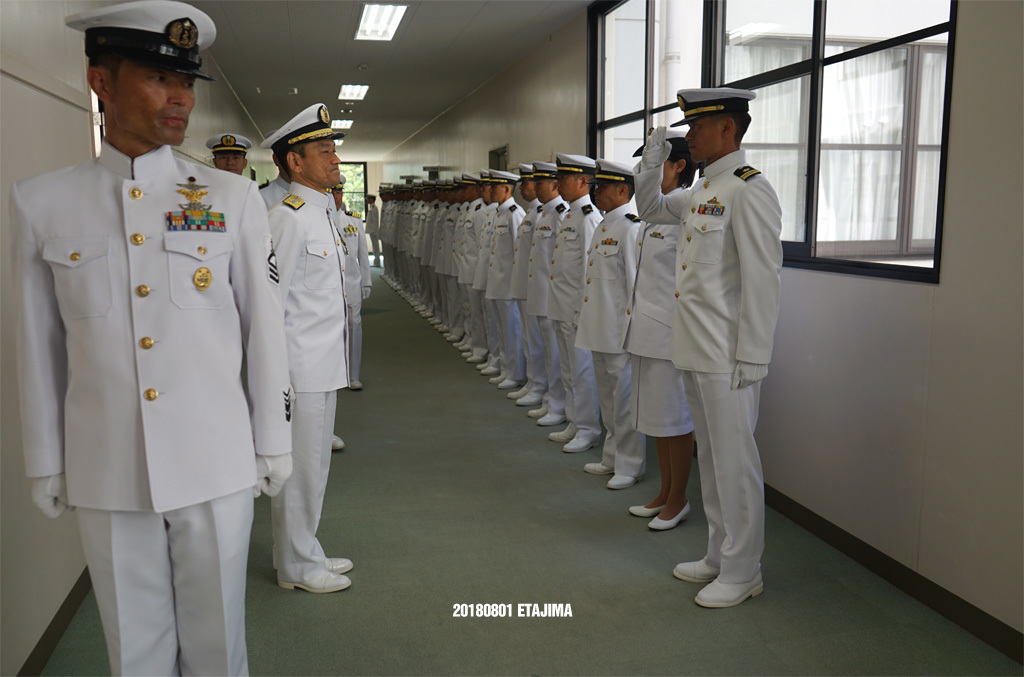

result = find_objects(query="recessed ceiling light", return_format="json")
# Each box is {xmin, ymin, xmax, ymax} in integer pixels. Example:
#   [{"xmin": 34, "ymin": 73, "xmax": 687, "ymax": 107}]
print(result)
[
  {"xmin": 334, "ymin": 139, "xmax": 345, "ymax": 146},
  {"xmin": 337, "ymin": 85, "xmax": 368, "ymax": 100},
  {"xmin": 256, "ymin": 86, "xmax": 298, "ymax": 95},
  {"xmin": 331, "ymin": 119, "xmax": 354, "ymax": 129},
  {"xmin": 355, "ymin": 4, "xmax": 407, "ymax": 41}
]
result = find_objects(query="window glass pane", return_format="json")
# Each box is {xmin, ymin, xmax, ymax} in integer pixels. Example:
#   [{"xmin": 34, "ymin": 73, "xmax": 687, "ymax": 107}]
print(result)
[
  {"xmin": 911, "ymin": 149, "xmax": 940, "ymax": 241},
  {"xmin": 745, "ymin": 77, "xmax": 808, "ymax": 242},
  {"xmin": 826, "ymin": 0, "xmax": 949, "ymax": 43},
  {"xmin": 817, "ymin": 149, "xmax": 901, "ymax": 244},
  {"xmin": 724, "ymin": 0, "xmax": 812, "ymax": 82},
  {"xmin": 602, "ymin": 0, "xmax": 647, "ymax": 120},
  {"xmin": 339, "ymin": 164, "xmax": 366, "ymax": 216},
  {"xmin": 918, "ymin": 43, "xmax": 948, "ymax": 145},
  {"xmin": 601, "ymin": 119, "xmax": 647, "ymax": 165},
  {"xmin": 821, "ymin": 47, "xmax": 907, "ymax": 145},
  {"xmin": 651, "ymin": 0, "xmax": 703, "ymax": 108}
]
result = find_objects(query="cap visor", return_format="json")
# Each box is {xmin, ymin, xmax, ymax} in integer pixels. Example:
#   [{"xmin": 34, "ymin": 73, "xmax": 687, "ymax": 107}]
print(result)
[{"xmin": 108, "ymin": 49, "xmax": 215, "ymax": 81}]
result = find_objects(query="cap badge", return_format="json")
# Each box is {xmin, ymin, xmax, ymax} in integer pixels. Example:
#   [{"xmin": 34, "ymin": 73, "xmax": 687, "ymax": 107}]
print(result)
[
  {"xmin": 167, "ymin": 18, "xmax": 198, "ymax": 49},
  {"xmin": 221, "ymin": 135, "xmax": 235, "ymax": 147},
  {"xmin": 319, "ymin": 106, "xmax": 330, "ymax": 124}
]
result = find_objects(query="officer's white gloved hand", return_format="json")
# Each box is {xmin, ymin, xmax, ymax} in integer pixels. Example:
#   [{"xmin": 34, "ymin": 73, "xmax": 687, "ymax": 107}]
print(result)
[
  {"xmin": 362, "ymin": 286, "xmax": 371, "ymax": 300},
  {"xmin": 732, "ymin": 361, "xmax": 769, "ymax": 389},
  {"xmin": 32, "ymin": 474, "xmax": 71, "ymax": 519},
  {"xmin": 254, "ymin": 453, "xmax": 293, "ymax": 498},
  {"xmin": 641, "ymin": 126, "xmax": 671, "ymax": 170}
]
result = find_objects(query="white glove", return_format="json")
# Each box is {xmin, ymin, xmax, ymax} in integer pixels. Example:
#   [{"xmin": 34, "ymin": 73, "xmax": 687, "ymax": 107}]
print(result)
[
  {"xmin": 254, "ymin": 453, "xmax": 293, "ymax": 498},
  {"xmin": 32, "ymin": 474, "xmax": 71, "ymax": 519},
  {"xmin": 361, "ymin": 286, "xmax": 371, "ymax": 300},
  {"xmin": 641, "ymin": 126, "xmax": 671, "ymax": 170},
  {"xmin": 732, "ymin": 361, "xmax": 769, "ymax": 389}
]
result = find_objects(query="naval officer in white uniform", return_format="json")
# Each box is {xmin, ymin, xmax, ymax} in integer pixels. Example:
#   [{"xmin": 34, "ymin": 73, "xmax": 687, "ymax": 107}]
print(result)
[
  {"xmin": 10, "ymin": 3, "xmax": 293, "ymax": 673},
  {"xmin": 575, "ymin": 160, "xmax": 644, "ymax": 488},
  {"xmin": 333, "ymin": 179, "xmax": 372, "ymax": 390},
  {"xmin": 635, "ymin": 88, "xmax": 783, "ymax": 608},
  {"xmin": 263, "ymin": 104, "xmax": 354, "ymax": 594},
  {"xmin": 260, "ymin": 145, "xmax": 292, "ymax": 209},
  {"xmin": 484, "ymin": 170, "xmax": 527, "ymax": 389},
  {"xmin": 206, "ymin": 132, "xmax": 251, "ymax": 176}
]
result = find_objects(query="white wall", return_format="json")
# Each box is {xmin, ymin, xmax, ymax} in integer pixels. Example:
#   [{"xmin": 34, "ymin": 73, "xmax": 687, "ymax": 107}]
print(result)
[
  {"xmin": 757, "ymin": 0, "xmax": 1022, "ymax": 632},
  {"xmin": 0, "ymin": 2, "xmax": 267, "ymax": 672},
  {"xmin": 383, "ymin": 13, "xmax": 588, "ymax": 181}
]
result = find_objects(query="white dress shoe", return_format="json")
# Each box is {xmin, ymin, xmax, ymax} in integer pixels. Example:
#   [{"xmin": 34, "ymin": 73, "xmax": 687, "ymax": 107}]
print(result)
[
  {"xmin": 628, "ymin": 503, "xmax": 665, "ymax": 517},
  {"xmin": 496, "ymin": 379, "xmax": 521, "ymax": 390},
  {"xmin": 446, "ymin": 334, "xmax": 462, "ymax": 343},
  {"xmin": 508, "ymin": 385, "xmax": 531, "ymax": 400},
  {"xmin": 648, "ymin": 502, "xmax": 690, "ymax": 529},
  {"xmin": 467, "ymin": 355, "xmax": 486, "ymax": 364},
  {"xmin": 278, "ymin": 572, "xmax": 351, "ymax": 593},
  {"xmin": 348, "ymin": 380, "xmax": 362, "ymax": 390},
  {"xmin": 673, "ymin": 559, "xmax": 721, "ymax": 583},
  {"xmin": 527, "ymin": 407, "xmax": 548, "ymax": 419},
  {"xmin": 480, "ymin": 366, "xmax": 500, "ymax": 376},
  {"xmin": 331, "ymin": 435, "xmax": 345, "ymax": 450},
  {"xmin": 515, "ymin": 392, "xmax": 544, "ymax": 407},
  {"xmin": 562, "ymin": 436, "xmax": 598, "ymax": 453},
  {"xmin": 547, "ymin": 428, "xmax": 576, "ymax": 443},
  {"xmin": 429, "ymin": 318, "xmax": 442, "ymax": 325},
  {"xmin": 436, "ymin": 324, "xmax": 450, "ymax": 332},
  {"xmin": 475, "ymin": 362, "xmax": 490, "ymax": 371},
  {"xmin": 606, "ymin": 473, "xmax": 641, "ymax": 488},
  {"xmin": 326, "ymin": 557, "xmax": 353, "ymax": 574},
  {"xmin": 583, "ymin": 462, "xmax": 614, "ymax": 475},
  {"xmin": 460, "ymin": 351, "xmax": 473, "ymax": 359},
  {"xmin": 694, "ymin": 572, "xmax": 763, "ymax": 608},
  {"xmin": 537, "ymin": 412, "xmax": 566, "ymax": 426},
  {"xmin": 488, "ymin": 373, "xmax": 507, "ymax": 384}
]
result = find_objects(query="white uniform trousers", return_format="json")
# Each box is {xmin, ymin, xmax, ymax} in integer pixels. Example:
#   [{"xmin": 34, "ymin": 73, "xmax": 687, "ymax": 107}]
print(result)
[
  {"xmin": 467, "ymin": 287, "xmax": 489, "ymax": 359},
  {"xmin": 368, "ymin": 234, "xmax": 381, "ymax": 266},
  {"xmin": 517, "ymin": 300, "xmax": 547, "ymax": 396},
  {"xmin": 78, "ymin": 488, "xmax": 253, "ymax": 676},
  {"xmin": 553, "ymin": 320, "xmax": 600, "ymax": 440},
  {"xmin": 537, "ymin": 316, "xmax": 565, "ymax": 416},
  {"xmin": 681, "ymin": 371, "xmax": 764, "ymax": 584},
  {"xmin": 446, "ymin": 276, "xmax": 466, "ymax": 339},
  {"xmin": 493, "ymin": 298, "xmax": 525, "ymax": 381},
  {"xmin": 593, "ymin": 351, "xmax": 644, "ymax": 478},
  {"xmin": 271, "ymin": 390, "xmax": 337, "ymax": 583},
  {"xmin": 347, "ymin": 302, "xmax": 363, "ymax": 382},
  {"xmin": 485, "ymin": 299, "xmax": 502, "ymax": 370},
  {"xmin": 459, "ymin": 284, "xmax": 473, "ymax": 338}
]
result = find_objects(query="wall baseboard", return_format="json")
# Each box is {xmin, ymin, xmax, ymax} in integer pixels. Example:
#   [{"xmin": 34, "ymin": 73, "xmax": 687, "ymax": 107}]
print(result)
[
  {"xmin": 765, "ymin": 485, "xmax": 1023, "ymax": 664},
  {"xmin": 18, "ymin": 568, "xmax": 91, "ymax": 676}
]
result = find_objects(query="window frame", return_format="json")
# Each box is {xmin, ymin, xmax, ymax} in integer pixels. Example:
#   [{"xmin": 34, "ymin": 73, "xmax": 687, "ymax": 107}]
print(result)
[{"xmin": 589, "ymin": 0, "xmax": 958, "ymax": 284}]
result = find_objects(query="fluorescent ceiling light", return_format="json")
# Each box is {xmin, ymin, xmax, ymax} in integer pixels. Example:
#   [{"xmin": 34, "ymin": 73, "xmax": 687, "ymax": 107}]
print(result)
[
  {"xmin": 332, "ymin": 119, "xmax": 355, "ymax": 129},
  {"xmin": 337, "ymin": 84, "xmax": 369, "ymax": 100},
  {"xmin": 355, "ymin": 4, "xmax": 407, "ymax": 41}
]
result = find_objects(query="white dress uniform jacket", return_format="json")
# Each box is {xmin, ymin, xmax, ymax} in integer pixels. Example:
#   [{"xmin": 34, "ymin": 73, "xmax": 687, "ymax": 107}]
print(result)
[
  {"xmin": 10, "ymin": 141, "xmax": 291, "ymax": 512},
  {"xmin": 547, "ymin": 195, "xmax": 601, "ymax": 323},
  {"xmin": 336, "ymin": 210, "xmax": 372, "ymax": 303},
  {"xmin": 635, "ymin": 150, "xmax": 782, "ymax": 372},
  {"xmin": 268, "ymin": 182, "xmax": 350, "ymax": 392},
  {"xmin": 260, "ymin": 175, "xmax": 291, "ymax": 209},
  {"xmin": 575, "ymin": 202, "xmax": 641, "ymax": 354},
  {"xmin": 525, "ymin": 197, "xmax": 568, "ymax": 317},
  {"xmin": 365, "ymin": 202, "xmax": 380, "ymax": 239},
  {"xmin": 485, "ymin": 197, "xmax": 523, "ymax": 300},
  {"xmin": 509, "ymin": 198, "xmax": 540, "ymax": 301},
  {"xmin": 456, "ymin": 202, "xmax": 477, "ymax": 284}
]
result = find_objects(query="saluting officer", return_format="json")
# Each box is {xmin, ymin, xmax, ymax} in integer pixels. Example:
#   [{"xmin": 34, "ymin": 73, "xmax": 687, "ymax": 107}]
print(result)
[
  {"xmin": 332, "ymin": 179, "xmax": 372, "ymax": 391},
  {"xmin": 10, "ymin": 3, "xmax": 292, "ymax": 673},
  {"xmin": 262, "ymin": 103, "xmax": 354, "ymax": 594},
  {"xmin": 575, "ymin": 160, "xmax": 644, "ymax": 488},
  {"xmin": 206, "ymin": 133, "xmax": 251, "ymax": 175},
  {"xmin": 635, "ymin": 88, "xmax": 783, "ymax": 608}
]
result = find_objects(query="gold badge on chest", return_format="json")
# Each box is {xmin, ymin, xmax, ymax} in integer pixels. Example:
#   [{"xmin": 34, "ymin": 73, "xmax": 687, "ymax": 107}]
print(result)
[{"xmin": 193, "ymin": 267, "xmax": 212, "ymax": 291}]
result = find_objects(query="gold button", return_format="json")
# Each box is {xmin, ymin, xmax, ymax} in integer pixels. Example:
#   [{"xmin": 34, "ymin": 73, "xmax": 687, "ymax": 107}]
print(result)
[
  {"xmin": 675, "ymin": 291, "xmax": 680, "ymax": 298},
  {"xmin": 130, "ymin": 187, "xmax": 143, "ymax": 200},
  {"xmin": 139, "ymin": 337, "xmax": 154, "ymax": 349},
  {"xmin": 515, "ymin": 248, "xmax": 518, "ymax": 252},
  {"xmin": 682, "ymin": 263, "xmax": 687, "ymax": 270},
  {"xmin": 586, "ymin": 278, "xmax": 591, "ymax": 284},
  {"xmin": 529, "ymin": 274, "xmax": 532, "ymax": 277},
  {"xmin": 144, "ymin": 388, "xmax": 158, "ymax": 401},
  {"xmin": 549, "ymin": 275, "xmax": 554, "ymax": 280},
  {"xmin": 584, "ymin": 296, "xmax": 588, "ymax": 302},
  {"xmin": 323, "ymin": 250, "xmax": 328, "ymax": 256},
  {"xmin": 554, "ymin": 244, "xmax": 559, "ymax": 249},
  {"xmin": 491, "ymin": 250, "xmax": 495, "ymax": 254},
  {"xmin": 589, "ymin": 261, "xmax": 594, "ymax": 266},
  {"xmin": 691, "ymin": 206, "xmax": 696, "ymax": 213},
  {"xmin": 130, "ymin": 233, "xmax": 145, "ymax": 245},
  {"xmin": 197, "ymin": 245, "xmax": 207, "ymax": 255},
  {"xmin": 69, "ymin": 252, "xmax": 81, "ymax": 261},
  {"xmin": 344, "ymin": 292, "xmax": 348, "ymax": 297},
  {"xmin": 550, "ymin": 259, "xmax": 555, "ymax": 264},
  {"xmin": 136, "ymin": 285, "xmax": 150, "ymax": 297},
  {"xmin": 701, "ymin": 225, "xmax": 707, "ymax": 231},
  {"xmin": 489, "ymin": 263, "xmax": 492, "ymax": 267},
  {"xmin": 532, "ymin": 242, "xmax": 535, "ymax": 247},
  {"xmin": 602, "ymin": 227, "xmax": 606, "ymax": 232},
  {"xmin": 703, "ymin": 180, "xmax": 709, "ymax": 189},
  {"xmin": 687, "ymin": 235, "xmax": 692, "ymax": 242},
  {"xmin": 626, "ymin": 309, "xmax": 631, "ymax": 315},
  {"xmin": 529, "ymin": 258, "xmax": 533, "ymax": 262}
]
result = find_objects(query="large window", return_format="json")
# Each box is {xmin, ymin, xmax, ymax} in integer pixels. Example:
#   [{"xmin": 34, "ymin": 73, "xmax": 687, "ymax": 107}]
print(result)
[
  {"xmin": 339, "ymin": 162, "xmax": 367, "ymax": 216},
  {"xmin": 590, "ymin": 0, "xmax": 956, "ymax": 282}
]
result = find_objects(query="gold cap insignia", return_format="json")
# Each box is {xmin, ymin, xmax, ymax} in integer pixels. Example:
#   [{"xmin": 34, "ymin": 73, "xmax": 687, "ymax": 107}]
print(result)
[
  {"xmin": 319, "ymin": 106, "xmax": 330, "ymax": 124},
  {"xmin": 222, "ymin": 135, "xmax": 235, "ymax": 147},
  {"xmin": 193, "ymin": 267, "xmax": 212, "ymax": 291},
  {"xmin": 167, "ymin": 18, "xmax": 198, "ymax": 49}
]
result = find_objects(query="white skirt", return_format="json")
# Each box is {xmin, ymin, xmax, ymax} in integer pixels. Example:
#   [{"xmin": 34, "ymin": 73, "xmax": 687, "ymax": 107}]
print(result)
[{"xmin": 629, "ymin": 353, "xmax": 694, "ymax": 437}]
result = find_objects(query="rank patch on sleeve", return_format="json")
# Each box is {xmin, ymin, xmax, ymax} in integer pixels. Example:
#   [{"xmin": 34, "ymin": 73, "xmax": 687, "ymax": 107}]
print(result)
[
  {"xmin": 734, "ymin": 166, "xmax": 761, "ymax": 181},
  {"xmin": 266, "ymin": 234, "xmax": 280, "ymax": 286},
  {"xmin": 166, "ymin": 210, "xmax": 226, "ymax": 232},
  {"xmin": 283, "ymin": 387, "xmax": 293, "ymax": 422}
]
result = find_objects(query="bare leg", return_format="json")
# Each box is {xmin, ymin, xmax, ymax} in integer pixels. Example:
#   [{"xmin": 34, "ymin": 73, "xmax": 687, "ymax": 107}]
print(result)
[
  {"xmin": 658, "ymin": 432, "xmax": 695, "ymax": 520},
  {"xmin": 642, "ymin": 437, "xmax": 672, "ymax": 510}
]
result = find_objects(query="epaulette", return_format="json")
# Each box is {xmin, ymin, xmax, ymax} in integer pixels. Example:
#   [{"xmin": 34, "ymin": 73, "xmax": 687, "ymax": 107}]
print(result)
[
  {"xmin": 475, "ymin": 204, "xmax": 483, "ymax": 211},
  {"xmin": 581, "ymin": 204, "xmax": 594, "ymax": 215},
  {"xmin": 537, "ymin": 206, "xmax": 544, "ymax": 213},
  {"xmin": 509, "ymin": 204, "xmax": 518, "ymax": 212},
  {"xmin": 734, "ymin": 166, "xmax": 761, "ymax": 181},
  {"xmin": 283, "ymin": 194, "xmax": 305, "ymax": 210},
  {"xmin": 626, "ymin": 213, "xmax": 641, "ymax": 223},
  {"xmin": 555, "ymin": 203, "xmax": 567, "ymax": 213},
  {"xmin": 345, "ymin": 210, "xmax": 362, "ymax": 218}
]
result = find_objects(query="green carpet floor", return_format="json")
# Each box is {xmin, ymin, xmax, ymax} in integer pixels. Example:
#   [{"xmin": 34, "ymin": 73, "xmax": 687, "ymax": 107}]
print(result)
[{"xmin": 41, "ymin": 268, "xmax": 1020, "ymax": 675}]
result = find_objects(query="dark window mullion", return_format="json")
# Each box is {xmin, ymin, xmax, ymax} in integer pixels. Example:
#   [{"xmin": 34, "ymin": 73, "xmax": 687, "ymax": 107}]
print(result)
[
  {"xmin": 821, "ymin": 23, "xmax": 950, "ymax": 68},
  {"xmin": 803, "ymin": 0, "xmax": 827, "ymax": 257}
]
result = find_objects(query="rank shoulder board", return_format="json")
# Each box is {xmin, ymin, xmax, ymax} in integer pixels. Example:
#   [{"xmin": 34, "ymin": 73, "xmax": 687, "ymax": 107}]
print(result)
[
  {"xmin": 509, "ymin": 204, "xmax": 518, "ymax": 212},
  {"xmin": 581, "ymin": 204, "xmax": 594, "ymax": 215},
  {"xmin": 283, "ymin": 194, "xmax": 305, "ymax": 210},
  {"xmin": 626, "ymin": 213, "xmax": 641, "ymax": 223},
  {"xmin": 475, "ymin": 204, "xmax": 483, "ymax": 211},
  {"xmin": 734, "ymin": 166, "xmax": 761, "ymax": 181},
  {"xmin": 555, "ymin": 203, "xmax": 567, "ymax": 213}
]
